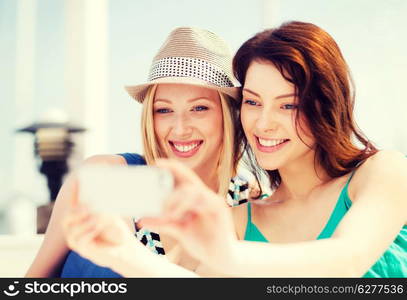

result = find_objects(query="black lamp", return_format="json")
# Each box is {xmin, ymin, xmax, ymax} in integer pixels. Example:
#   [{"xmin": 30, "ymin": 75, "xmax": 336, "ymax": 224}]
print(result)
[{"xmin": 17, "ymin": 113, "xmax": 85, "ymax": 233}]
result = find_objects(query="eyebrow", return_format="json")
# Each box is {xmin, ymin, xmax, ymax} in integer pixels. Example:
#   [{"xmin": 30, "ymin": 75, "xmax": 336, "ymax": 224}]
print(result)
[
  {"xmin": 154, "ymin": 96, "xmax": 214, "ymax": 104},
  {"xmin": 243, "ymin": 88, "xmax": 296, "ymax": 100},
  {"xmin": 154, "ymin": 98, "xmax": 172, "ymax": 104}
]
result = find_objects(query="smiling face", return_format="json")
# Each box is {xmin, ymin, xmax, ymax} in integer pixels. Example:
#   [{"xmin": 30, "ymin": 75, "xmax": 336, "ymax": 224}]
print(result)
[
  {"xmin": 240, "ymin": 60, "xmax": 315, "ymax": 171},
  {"xmin": 153, "ymin": 83, "xmax": 224, "ymax": 174}
]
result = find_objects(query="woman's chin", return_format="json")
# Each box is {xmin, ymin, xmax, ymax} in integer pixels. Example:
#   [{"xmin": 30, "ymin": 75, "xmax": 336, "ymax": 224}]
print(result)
[
  {"xmin": 256, "ymin": 159, "xmax": 281, "ymax": 172},
  {"xmin": 168, "ymin": 155, "xmax": 200, "ymax": 170}
]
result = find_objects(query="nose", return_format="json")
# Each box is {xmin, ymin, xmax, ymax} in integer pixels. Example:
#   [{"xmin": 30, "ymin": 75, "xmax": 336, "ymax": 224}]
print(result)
[
  {"xmin": 172, "ymin": 113, "xmax": 193, "ymax": 137},
  {"xmin": 256, "ymin": 109, "xmax": 278, "ymax": 133}
]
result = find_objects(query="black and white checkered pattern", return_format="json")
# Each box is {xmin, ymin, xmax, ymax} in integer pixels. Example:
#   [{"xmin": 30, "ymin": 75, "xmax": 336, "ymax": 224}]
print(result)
[{"xmin": 134, "ymin": 176, "xmax": 249, "ymax": 255}]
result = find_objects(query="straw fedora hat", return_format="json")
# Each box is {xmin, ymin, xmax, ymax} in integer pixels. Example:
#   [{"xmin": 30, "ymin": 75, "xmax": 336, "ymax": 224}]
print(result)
[{"xmin": 125, "ymin": 27, "xmax": 240, "ymax": 103}]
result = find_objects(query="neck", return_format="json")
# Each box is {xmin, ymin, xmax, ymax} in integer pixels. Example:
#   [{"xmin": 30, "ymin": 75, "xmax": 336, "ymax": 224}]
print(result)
[
  {"xmin": 193, "ymin": 153, "xmax": 221, "ymax": 193},
  {"xmin": 194, "ymin": 150, "xmax": 222, "ymax": 194},
  {"xmin": 277, "ymin": 150, "xmax": 331, "ymax": 201},
  {"xmin": 195, "ymin": 166, "xmax": 219, "ymax": 193}
]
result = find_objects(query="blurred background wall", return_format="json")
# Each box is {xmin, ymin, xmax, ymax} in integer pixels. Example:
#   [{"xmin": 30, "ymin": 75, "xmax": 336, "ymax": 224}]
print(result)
[{"xmin": 0, "ymin": 0, "xmax": 406, "ymax": 234}]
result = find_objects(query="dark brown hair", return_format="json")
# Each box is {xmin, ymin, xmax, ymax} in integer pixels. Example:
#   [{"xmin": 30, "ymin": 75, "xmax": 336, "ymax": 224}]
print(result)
[{"xmin": 233, "ymin": 21, "xmax": 377, "ymax": 191}]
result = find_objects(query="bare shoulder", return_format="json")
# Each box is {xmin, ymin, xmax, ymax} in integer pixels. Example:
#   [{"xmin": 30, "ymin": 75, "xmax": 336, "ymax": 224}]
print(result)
[
  {"xmin": 231, "ymin": 203, "xmax": 248, "ymax": 240},
  {"xmin": 355, "ymin": 150, "xmax": 406, "ymax": 179},
  {"xmin": 81, "ymin": 154, "xmax": 127, "ymax": 166},
  {"xmin": 351, "ymin": 150, "xmax": 407, "ymax": 199},
  {"xmin": 364, "ymin": 150, "xmax": 405, "ymax": 166}
]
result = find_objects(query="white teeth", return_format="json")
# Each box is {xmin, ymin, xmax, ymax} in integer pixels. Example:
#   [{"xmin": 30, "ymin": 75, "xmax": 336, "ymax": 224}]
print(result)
[
  {"xmin": 258, "ymin": 138, "xmax": 287, "ymax": 147},
  {"xmin": 173, "ymin": 143, "xmax": 199, "ymax": 152}
]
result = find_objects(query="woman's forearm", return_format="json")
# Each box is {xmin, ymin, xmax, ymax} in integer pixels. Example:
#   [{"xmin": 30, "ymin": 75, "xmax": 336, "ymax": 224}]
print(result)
[
  {"xmin": 110, "ymin": 241, "xmax": 199, "ymax": 278},
  {"xmin": 223, "ymin": 238, "xmax": 368, "ymax": 277},
  {"xmin": 106, "ymin": 238, "xmax": 368, "ymax": 278}
]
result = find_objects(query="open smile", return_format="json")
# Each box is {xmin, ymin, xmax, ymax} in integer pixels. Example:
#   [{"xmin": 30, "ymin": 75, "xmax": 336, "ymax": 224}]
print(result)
[
  {"xmin": 169, "ymin": 140, "xmax": 203, "ymax": 158},
  {"xmin": 255, "ymin": 136, "xmax": 290, "ymax": 153}
]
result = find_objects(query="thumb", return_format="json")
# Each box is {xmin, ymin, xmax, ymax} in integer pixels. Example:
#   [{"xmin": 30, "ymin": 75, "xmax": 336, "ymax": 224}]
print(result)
[
  {"xmin": 99, "ymin": 215, "xmax": 130, "ymax": 245},
  {"xmin": 63, "ymin": 172, "xmax": 80, "ymax": 208},
  {"xmin": 155, "ymin": 158, "xmax": 203, "ymax": 188}
]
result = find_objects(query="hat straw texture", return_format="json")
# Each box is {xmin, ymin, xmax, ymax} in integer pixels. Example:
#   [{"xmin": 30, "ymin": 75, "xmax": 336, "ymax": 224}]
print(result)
[{"xmin": 125, "ymin": 27, "xmax": 239, "ymax": 102}]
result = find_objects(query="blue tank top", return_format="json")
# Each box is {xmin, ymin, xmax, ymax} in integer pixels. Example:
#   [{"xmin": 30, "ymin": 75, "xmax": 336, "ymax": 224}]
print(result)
[{"xmin": 60, "ymin": 153, "xmax": 146, "ymax": 278}]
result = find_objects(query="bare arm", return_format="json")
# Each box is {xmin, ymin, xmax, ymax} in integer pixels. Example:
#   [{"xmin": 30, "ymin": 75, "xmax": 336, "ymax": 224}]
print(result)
[
  {"xmin": 61, "ymin": 204, "xmax": 199, "ymax": 278},
  {"xmin": 25, "ymin": 154, "xmax": 126, "ymax": 277},
  {"xmin": 140, "ymin": 152, "xmax": 407, "ymax": 277},
  {"xmin": 109, "ymin": 240, "xmax": 199, "ymax": 278},
  {"xmin": 225, "ymin": 151, "xmax": 407, "ymax": 277}
]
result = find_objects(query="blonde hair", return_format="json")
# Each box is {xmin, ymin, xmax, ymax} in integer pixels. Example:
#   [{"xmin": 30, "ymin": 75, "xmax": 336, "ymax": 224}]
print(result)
[{"xmin": 141, "ymin": 84, "xmax": 236, "ymax": 197}]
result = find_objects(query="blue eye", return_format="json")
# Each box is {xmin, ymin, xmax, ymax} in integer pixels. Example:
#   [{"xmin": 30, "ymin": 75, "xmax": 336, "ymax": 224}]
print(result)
[
  {"xmin": 281, "ymin": 104, "xmax": 298, "ymax": 110},
  {"xmin": 155, "ymin": 108, "xmax": 172, "ymax": 114},
  {"xmin": 244, "ymin": 99, "xmax": 258, "ymax": 106},
  {"xmin": 192, "ymin": 106, "xmax": 208, "ymax": 112}
]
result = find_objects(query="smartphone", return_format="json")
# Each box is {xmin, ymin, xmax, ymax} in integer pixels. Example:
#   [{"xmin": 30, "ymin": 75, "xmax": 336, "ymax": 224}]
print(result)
[{"xmin": 77, "ymin": 164, "xmax": 174, "ymax": 218}]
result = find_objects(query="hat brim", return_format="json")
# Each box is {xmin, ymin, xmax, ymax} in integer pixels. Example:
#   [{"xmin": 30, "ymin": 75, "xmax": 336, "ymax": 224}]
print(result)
[{"xmin": 125, "ymin": 77, "xmax": 240, "ymax": 103}]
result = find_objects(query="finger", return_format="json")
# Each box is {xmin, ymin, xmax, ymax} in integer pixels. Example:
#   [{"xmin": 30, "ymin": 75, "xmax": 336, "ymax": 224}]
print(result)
[
  {"xmin": 160, "ymin": 186, "xmax": 186, "ymax": 216},
  {"xmin": 165, "ymin": 188, "xmax": 218, "ymax": 219},
  {"xmin": 155, "ymin": 158, "xmax": 203, "ymax": 188},
  {"xmin": 160, "ymin": 188, "xmax": 220, "ymax": 235},
  {"xmin": 64, "ymin": 203, "xmax": 90, "ymax": 221},
  {"xmin": 65, "ymin": 215, "xmax": 99, "ymax": 246},
  {"xmin": 142, "ymin": 180, "xmax": 219, "ymax": 234},
  {"xmin": 61, "ymin": 172, "xmax": 80, "ymax": 207},
  {"xmin": 62, "ymin": 209, "xmax": 91, "ymax": 235},
  {"xmin": 161, "ymin": 184, "xmax": 200, "ymax": 215},
  {"xmin": 62, "ymin": 208, "xmax": 93, "ymax": 235},
  {"xmin": 67, "ymin": 214, "xmax": 117, "ymax": 250},
  {"xmin": 73, "ymin": 224, "xmax": 101, "ymax": 249},
  {"xmin": 99, "ymin": 215, "xmax": 131, "ymax": 244},
  {"xmin": 138, "ymin": 215, "xmax": 175, "ymax": 231},
  {"xmin": 139, "ymin": 210, "xmax": 197, "ymax": 235},
  {"xmin": 166, "ymin": 196, "xmax": 199, "ymax": 222},
  {"xmin": 67, "ymin": 227, "xmax": 100, "ymax": 252},
  {"xmin": 66, "ymin": 219, "xmax": 97, "ymax": 246},
  {"xmin": 150, "ymin": 220, "xmax": 186, "ymax": 242}
]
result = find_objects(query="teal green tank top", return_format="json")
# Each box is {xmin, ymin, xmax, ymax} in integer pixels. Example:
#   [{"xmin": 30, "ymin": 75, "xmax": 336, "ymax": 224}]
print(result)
[{"xmin": 244, "ymin": 172, "xmax": 407, "ymax": 278}]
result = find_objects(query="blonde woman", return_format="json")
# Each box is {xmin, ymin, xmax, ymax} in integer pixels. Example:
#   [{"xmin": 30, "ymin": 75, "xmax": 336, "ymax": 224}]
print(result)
[{"xmin": 26, "ymin": 27, "xmax": 250, "ymax": 277}]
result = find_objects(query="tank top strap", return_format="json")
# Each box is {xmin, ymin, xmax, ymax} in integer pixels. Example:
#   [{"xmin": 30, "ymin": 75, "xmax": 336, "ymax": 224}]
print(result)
[
  {"xmin": 337, "ymin": 168, "xmax": 358, "ymax": 212},
  {"xmin": 344, "ymin": 158, "xmax": 368, "ymax": 187},
  {"xmin": 247, "ymin": 201, "xmax": 253, "ymax": 223},
  {"xmin": 343, "ymin": 168, "xmax": 357, "ymax": 190}
]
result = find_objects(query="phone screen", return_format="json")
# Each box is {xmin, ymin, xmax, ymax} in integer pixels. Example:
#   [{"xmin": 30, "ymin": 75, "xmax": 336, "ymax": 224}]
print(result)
[{"xmin": 77, "ymin": 164, "xmax": 173, "ymax": 218}]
